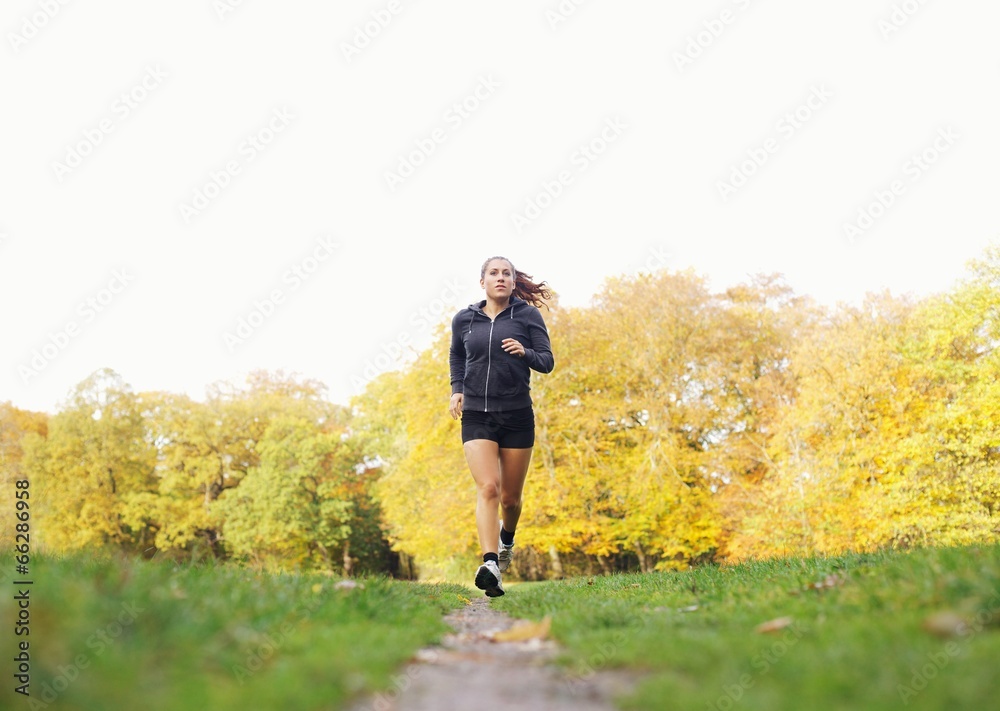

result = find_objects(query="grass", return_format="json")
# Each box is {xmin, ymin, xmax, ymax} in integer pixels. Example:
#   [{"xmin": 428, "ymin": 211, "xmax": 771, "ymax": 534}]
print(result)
[
  {"xmin": 8, "ymin": 545, "xmax": 999, "ymax": 710},
  {"xmin": 491, "ymin": 544, "xmax": 1000, "ymax": 711},
  {"xmin": 1, "ymin": 552, "xmax": 469, "ymax": 711}
]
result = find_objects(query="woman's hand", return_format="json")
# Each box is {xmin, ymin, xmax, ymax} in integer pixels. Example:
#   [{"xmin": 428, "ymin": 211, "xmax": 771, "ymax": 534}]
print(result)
[
  {"xmin": 501, "ymin": 338, "xmax": 525, "ymax": 358},
  {"xmin": 449, "ymin": 393, "xmax": 464, "ymax": 419}
]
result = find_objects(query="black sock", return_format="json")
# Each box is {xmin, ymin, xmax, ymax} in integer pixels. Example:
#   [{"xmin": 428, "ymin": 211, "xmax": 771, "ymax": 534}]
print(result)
[
  {"xmin": 483, "ymin": 552, "xmax": 499, "ymax": 564},
  {"xmin": 500, "ymin": 526, "xmax": 515, "ymax": 546}
]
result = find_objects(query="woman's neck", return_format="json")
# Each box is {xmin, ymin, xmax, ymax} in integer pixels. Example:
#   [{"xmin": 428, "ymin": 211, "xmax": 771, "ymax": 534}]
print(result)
[{"xmin": 483, "ymin": 296, "xmax": 510, "ymax": 319}]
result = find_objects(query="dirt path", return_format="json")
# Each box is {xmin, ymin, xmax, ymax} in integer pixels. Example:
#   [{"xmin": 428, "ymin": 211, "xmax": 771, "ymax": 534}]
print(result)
[{"xmin": 345, "ymin": 596, "xmax": 635, "ymax": 711}]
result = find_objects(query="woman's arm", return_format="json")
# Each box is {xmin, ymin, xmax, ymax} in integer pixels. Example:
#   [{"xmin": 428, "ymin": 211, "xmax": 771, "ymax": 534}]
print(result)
[
  {"xmin": 522, "ymin": 309, "xmax": 554, "ymax": 374},
  {"xmin": 448, "ymin": 311, "xmax": 468, "ymax": 419},
  {"xmin": 449, "ymin": 311, "xmax": 468, "ymax": 394}
]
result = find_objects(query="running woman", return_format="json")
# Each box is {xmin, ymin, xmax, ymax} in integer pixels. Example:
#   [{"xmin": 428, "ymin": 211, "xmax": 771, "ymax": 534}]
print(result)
[{"xmin": 449, "ymin": 256, "xmax": 554, "ymax": 597}]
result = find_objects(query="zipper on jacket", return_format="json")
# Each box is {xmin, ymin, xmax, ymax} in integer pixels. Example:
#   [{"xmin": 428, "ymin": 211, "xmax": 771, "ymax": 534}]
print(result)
[{"xmin": 484, "ymin": 317, "xmax": 495, "ymax": 412}]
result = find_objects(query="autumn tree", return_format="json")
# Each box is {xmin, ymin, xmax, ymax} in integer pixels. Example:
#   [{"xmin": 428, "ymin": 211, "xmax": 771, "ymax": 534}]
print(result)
[
  {"xmin": 139, "ymin": 370, "xmax": 334, "ymax": 558},
  {"xmin": 727, "ymin": 250, "xmax": 1000, "ymax": 558},
  {"xmin": 25, "ymin": 369, "xmax": 157, "ymax": 553},
  {"xmin": 214, "ymin": 415, "xmax": 354, "ymax": 571},
  {"xmin": 0, "ymin": 403, "xmax": 48, "ymax": 549},
  {"xmin": 353, "ymin": 326, "xmax": 479, "ymax": 579}
]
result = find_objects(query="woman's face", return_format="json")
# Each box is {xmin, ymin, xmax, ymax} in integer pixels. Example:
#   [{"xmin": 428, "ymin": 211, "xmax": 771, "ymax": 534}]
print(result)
[{"xmin": 481, "ymin": 259, "xmax": 514, "ymax": 301}]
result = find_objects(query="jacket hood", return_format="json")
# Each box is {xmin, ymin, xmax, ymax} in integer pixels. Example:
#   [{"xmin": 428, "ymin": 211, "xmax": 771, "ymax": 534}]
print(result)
[{"xmin": 467, "ymin": 295, "xmax": 526, "ymax": 315}]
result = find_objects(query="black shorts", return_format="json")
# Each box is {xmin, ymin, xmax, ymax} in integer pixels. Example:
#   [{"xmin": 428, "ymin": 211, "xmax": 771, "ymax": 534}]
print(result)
[{"xmin": 461, "ymin": 407, "xmax": 535, "ymax": 448}]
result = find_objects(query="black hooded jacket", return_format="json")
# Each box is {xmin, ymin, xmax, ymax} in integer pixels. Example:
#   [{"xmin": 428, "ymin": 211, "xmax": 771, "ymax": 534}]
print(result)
[{"xmin": 449, "ymin": 296, "xmax": 554, "ymax": 412}]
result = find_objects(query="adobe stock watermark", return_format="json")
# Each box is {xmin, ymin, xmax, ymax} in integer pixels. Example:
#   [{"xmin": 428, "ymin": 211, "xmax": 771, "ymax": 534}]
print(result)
[
  {"xmin": 545, "ymin": 0, "xmax": 589, "ymax": 30},
  {"xmin": 842, "ymin": 126, "xmax": 958, "ymax": 244},
  {"xmin": 708, "ymin": 621, "xmax": 806, "ymax": 710},
  {"xmin": 562, "ymin": 608, "xmax": 644, "ymax": 696},
  {"xmin": 631, "ymin": 245, "xmax": 672, "ymax": 276},
  {"xmin": 364, "ymin": 652, "xmax": 439, "ymax": 711},
  {"xmin": 51, "ymin": 64, "xmax": 168, "ymax": 183},
  {"xmin": 878, "ymin": 0, "xmax": 931, "ymax": 39},
  {"xmin": 716, "ymin": 84, "xmax": 833, "ymax": 201},
  {"xmin": 383, "ymin": 74, "xmax": 500, "ymax": 192},
  {"xmin": 672, "ymin": 0, "xmax": 757, "ymax": 73},
  {"xmin": 351, "ymin": 278, "xmax": 465, "ymax": 392},
  {"xmin": 509, "ymin": 116, "xmax": 626, "ymax": 235},
  {"xmin": 17, "ymin": 269, "xmax": 136, "ymax": 385},
  {"xmin": 177, "ymin": 105, "xmax": 295, "ymax": 224},
  {"xmin": 222, "ymin": 234, "xmax": 338, "ymax": 352},
  {"xmin": 897, "ymin": 591, "xmax": 1000, "ymax": 706},
  {"xmin": 231, "ymin": 597, "xmax": 322, "ymax": 684},
  {"xmin": 14, "ymin": 601, "xmax": 144, "ymax": 706},
  {"xmin": 340, "ymin": 0, "xmax": 410, "ymax": 64},
  {"xmin": 7, "ymin": 0, "xmax": 73, "ymax": 54},
  {"xmin": 563, "ymin": 635, "xmax": 626, "ymax": 695},
  {"xmin": 213, "ymin": 0, "xmax": 250, "ymax": 21}
]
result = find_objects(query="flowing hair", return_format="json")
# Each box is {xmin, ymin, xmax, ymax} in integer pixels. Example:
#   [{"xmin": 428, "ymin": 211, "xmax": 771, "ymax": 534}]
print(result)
[{"xmin": 480, "ymin": 256, "xmax": 552, "ymax": 309}]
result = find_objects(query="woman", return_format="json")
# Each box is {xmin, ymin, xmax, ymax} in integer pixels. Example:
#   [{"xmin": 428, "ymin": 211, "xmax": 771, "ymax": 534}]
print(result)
[{"xmin": 449, "ymin": 256, "xmax": 554, "ymax": 597}]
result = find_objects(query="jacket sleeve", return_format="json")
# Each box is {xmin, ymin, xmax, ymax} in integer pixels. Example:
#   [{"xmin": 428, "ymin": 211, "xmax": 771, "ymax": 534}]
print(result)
[
  {"xmin": 449, "ymin": 311, "xmax": 467, "ymax": 394},
  {"xmin": 522, "ymin": 308, "xmax": 554, "ymax": 374}
]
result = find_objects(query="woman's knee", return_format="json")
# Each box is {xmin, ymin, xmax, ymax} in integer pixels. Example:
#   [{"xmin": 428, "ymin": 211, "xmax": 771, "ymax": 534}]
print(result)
[
  {"xmin": 500, "ymin": 493, "xmax": 522, "ymax": 510},
  {"xmin": 478, "ymin": 481, "xmax": 501, "ymax": 501}
]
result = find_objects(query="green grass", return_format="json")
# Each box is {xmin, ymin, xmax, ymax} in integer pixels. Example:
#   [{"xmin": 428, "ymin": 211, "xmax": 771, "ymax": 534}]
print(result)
[
  {"xmin": 492, "ymin": 544, "xmax": 1000, "ymax": 711},
  {"xmin": 2, "ymin": 552, "xmax": 469, "ymax": 711},
  {"xmin": 8, "ymin": 546, "xmax": 999, "ymax": 710}
]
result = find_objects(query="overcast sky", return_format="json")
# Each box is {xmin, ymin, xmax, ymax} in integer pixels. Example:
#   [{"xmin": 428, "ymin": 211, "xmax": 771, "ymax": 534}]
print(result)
[{"xmin": 2, "ymin": 1, "xmax": 998, "ymax": 414}]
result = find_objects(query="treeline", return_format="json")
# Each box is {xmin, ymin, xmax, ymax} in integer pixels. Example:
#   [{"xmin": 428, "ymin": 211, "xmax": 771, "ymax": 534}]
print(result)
[
  {"xmin": 1, "ymin": 371, "xmax": 394, "ymax": 575},
  {"xmin": 3, "ymin": 248, "xmax": 999, "ymax": 578}
]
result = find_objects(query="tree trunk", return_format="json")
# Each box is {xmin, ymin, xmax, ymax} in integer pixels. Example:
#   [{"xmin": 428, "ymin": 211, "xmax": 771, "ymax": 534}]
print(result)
[
  {"xmin": 598, "ymin": 555, "xmax": 611, "ymax": 576},
  {"xmin": 548, "ymin": 545, "xmax": 564, "ymax": 579},
  {"xmin": 633, "ymin": 542, "xmax": 648, "ymax": 573},
  {"xmin": 342, "ymin": 540, "xmax": 353, "ymax": 577},
  {"xmin": 396, "ymin": 551, "xmax": 417, "ymax": 580},
  {"xmin": 528, "ymin": 549, "xmax": 541, "ymax": 581}
]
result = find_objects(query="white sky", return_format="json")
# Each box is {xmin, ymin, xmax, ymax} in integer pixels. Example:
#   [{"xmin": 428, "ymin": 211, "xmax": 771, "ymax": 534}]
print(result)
[{"xmin": 2, "ymin": 1, "xmax": 998, "ymax": 414}]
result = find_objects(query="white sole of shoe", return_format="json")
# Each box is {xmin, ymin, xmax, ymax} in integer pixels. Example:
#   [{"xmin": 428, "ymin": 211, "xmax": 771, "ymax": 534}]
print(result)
[{"xmin": 475, "ymin": 565, "xmax": 504, "ymax": 597}]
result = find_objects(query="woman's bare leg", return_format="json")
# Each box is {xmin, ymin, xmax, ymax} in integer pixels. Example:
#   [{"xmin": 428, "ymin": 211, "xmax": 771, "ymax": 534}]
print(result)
[
  {"xmin": 499, "ymin": 447, "xmax": 533, "ymax": 533},
  {"xmin": 463, "ymin": 439, "xmax": 502, "ymax": 554}
]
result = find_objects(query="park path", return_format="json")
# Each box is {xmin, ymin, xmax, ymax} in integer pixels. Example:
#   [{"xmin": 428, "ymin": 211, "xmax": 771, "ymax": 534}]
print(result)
[{"xmin": 345, "ymin": 595, "xmax": 635, "ymax": 711}]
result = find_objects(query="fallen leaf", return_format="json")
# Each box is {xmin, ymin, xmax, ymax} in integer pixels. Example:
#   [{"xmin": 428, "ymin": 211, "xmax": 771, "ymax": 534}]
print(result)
[
  {"xmin": 490, "ymin": 616, "xmax": 552, "ymax": 642},
  {"xmin": 413, "ymin": 649, "xmax": 442, "ymax": 663},
  {"xmin": 755, "ymin": 617, "xmax": 793, "ymax": 634},
  {"xmin": 796, "ymin": 573, "xmax": 847, "ymax": 595},
  {"xmin": 923, "ymin": 611, "xmax": 967, "ymax": 638}
]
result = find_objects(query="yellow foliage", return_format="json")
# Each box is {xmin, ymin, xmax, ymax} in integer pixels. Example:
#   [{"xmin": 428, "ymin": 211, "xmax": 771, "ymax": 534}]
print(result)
[{"xmin": 10, "ymin": 247, "xmax": 1000, "ymax": 574}]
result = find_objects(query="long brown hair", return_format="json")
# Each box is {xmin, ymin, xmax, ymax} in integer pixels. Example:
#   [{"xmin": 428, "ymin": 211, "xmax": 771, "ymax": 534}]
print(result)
[{"xmin": 480, "ymin": 256, "xmax": 552, "ymax": 309}]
